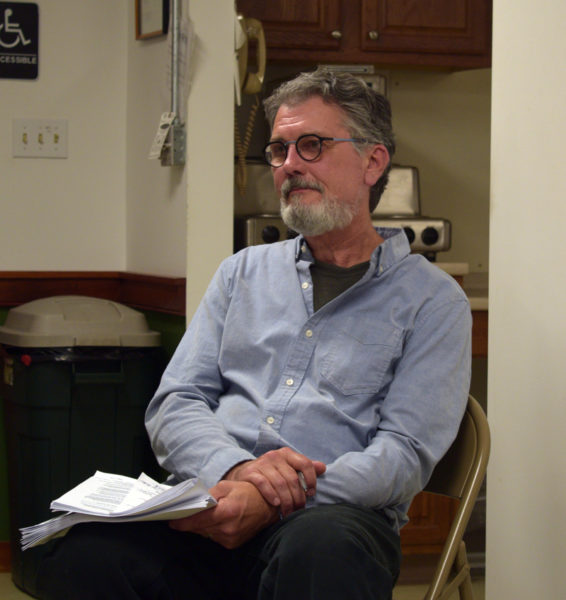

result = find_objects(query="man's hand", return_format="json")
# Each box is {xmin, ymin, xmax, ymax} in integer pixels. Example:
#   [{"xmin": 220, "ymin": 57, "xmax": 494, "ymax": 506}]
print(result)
[
  {"xmin": 169, "ymin": 480, "xmax": 278, "ymax": 549},
  {"xmin": 224, "ymin": 447, "xmax": 326, "ymax": 516}
]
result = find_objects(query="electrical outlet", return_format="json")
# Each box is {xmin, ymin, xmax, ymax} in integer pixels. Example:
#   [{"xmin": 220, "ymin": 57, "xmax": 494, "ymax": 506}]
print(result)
[
  {"xmin": 360, "ymin": 74, "xmax": 388, "ymax": 97},
  {"xmin": 12, "ymin": 119, "xmax": 68, "ymax": 158}
]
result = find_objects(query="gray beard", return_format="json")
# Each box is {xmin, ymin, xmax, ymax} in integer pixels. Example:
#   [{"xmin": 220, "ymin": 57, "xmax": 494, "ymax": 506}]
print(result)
[{"xmin": 279, "ymin": 177, "xmax": 355, "ymax": 236}]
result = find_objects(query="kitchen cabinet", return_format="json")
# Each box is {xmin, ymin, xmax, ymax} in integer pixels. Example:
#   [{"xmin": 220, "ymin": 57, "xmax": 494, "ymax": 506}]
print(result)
[
  {"xmin": 236, "ymin": 0, "xmax": 492, "ymax": 69},
  {"xmin": 237, "ymin": 0, "xmax": 343, "ymax": 53},
  {"xmin": 401, "ymin": 492, "xmax": 457, "ymax": 554}
]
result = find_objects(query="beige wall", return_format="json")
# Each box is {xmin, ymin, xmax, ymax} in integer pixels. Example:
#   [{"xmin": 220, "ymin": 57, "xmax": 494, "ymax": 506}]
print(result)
[
  {"xmin": 0, "ymin": 1, "xmax": 128, "ymax": 270},
  {"xmin": 390, "ymin": 68, "xmax": 491, "ymax": 272},
  {"xmin": 0, "ymin": 0, "xmax": 235, "ymax": 286},
  {"xmin": 185, "ymin": 0, "xmax": 235, "ymax": 319},
  {"xmin": 486, "ymin": 0, "xmax": 566, "ymax": 597},
  {"xmin": 125, "ymin": 1, "xmax": 187, "ymax": 277}
]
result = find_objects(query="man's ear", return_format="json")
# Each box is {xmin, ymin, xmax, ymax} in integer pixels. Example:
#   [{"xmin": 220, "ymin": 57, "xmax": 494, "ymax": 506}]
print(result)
[{"xmin": 364, "ymin": 144, "xmax": 390, "ymax": 187}]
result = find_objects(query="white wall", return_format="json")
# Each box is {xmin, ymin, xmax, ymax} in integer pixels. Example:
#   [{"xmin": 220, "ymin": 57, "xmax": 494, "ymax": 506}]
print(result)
[
  {"xmin": 486, "ymin": 1, "xmax": 566, "ymax": 597},
  {"xmin": 0, "ymin": 0, "xmax": 235, "ymax": 285},
  {"xmin": 125, "ymin": 1, "xmax": 187, "ymax": 277},
  {"xmin": 185, "ymin": 0, "xmax": 235, "ymax": 318},
  {"xmin": 0, "ymin": 1, "xmax": 127, "ymax": 270}
]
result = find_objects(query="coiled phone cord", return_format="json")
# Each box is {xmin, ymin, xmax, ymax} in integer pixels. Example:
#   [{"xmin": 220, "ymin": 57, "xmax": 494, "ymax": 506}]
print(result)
[{"xmin": 235, "ymin": 95, "xmax": 260, "ymax": 199}]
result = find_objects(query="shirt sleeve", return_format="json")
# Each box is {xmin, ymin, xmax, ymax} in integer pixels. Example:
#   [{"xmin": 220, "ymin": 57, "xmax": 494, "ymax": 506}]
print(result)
[
  {"xmin": 144, "ymin": 259, "xmax": 256, "ymax": 489},
  {"xmin": 313, "ymin": 295, "xmax": 472, "ymax": 515}
]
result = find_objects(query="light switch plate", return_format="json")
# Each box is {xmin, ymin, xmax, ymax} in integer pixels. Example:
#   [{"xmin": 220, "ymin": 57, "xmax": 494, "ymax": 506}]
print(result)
[{"xmin": 12, "ymin": 119, "xmax": 68, "ymax": 158}]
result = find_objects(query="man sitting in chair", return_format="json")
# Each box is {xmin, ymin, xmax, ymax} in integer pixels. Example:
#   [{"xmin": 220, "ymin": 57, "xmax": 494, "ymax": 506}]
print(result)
[{"xmin": 37, "ymin": 68, "xmax": 471, "ymax": 600}]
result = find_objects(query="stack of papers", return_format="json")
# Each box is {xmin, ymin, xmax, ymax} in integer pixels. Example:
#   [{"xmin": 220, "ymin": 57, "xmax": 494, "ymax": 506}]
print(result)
[{"xmin": 21, "ymin": 471, "xmax": 216, "ymax": 550}]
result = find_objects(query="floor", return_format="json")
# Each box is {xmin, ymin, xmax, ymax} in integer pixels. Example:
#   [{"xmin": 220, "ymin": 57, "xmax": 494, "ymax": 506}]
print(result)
[
  {"xmin": 393, "ymin": 579, "xmax": 485, "ymax": 599},
  {"xmin": 0, "ymin": 573, "xmax": 32, "ymax": 599},
  {"xmin": 0, "ymin": 571, "xmax": 485, "ymax": 599}
]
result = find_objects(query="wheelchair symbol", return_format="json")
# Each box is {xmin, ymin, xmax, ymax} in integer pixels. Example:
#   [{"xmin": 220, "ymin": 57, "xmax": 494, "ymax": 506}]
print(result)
[{"xmin": 0, "ymin": 9, "xmax": 32, "ymax": 48}]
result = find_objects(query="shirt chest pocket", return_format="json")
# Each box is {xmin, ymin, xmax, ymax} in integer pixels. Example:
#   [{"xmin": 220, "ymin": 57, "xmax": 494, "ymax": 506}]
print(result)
[{"xmin": 319, "ymin": 318, "xmax": 402, "ymax": 396}]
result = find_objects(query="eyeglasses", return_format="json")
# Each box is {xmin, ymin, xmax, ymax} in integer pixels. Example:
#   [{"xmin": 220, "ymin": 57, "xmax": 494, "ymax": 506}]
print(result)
[{"xmin": 263, "ymin": 134, "xmax": 375, "ymax": 168}]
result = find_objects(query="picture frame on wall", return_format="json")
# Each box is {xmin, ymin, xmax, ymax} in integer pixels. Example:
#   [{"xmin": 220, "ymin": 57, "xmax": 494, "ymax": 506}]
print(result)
[{"xmin": 135, "ymin": 0, "xmax": 169, "ymax": 40}]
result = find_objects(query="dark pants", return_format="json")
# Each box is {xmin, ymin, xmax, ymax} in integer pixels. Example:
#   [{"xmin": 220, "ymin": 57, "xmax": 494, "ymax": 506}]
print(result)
[{"xmin": 35, "ymin": 504, "xmax": 401, "ymax": 600}]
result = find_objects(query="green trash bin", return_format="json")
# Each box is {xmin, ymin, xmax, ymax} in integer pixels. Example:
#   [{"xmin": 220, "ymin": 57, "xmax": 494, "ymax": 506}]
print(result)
[{"xmin": 0, "ymin": 296, "xmax": 166, "ymax": 596}]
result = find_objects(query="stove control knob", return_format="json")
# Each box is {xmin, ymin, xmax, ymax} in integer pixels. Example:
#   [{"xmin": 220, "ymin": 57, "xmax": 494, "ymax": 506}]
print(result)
[
  {"xmin": 262, "ymin": 225, "xmax": 280, "ymax": 244},
  {"xmin": 421, "ymin": 227, "xmax": 439, "ymax": 246},
  {"xmin": 403, "ymin": 227, "xmax": 416, "ymax": 244}
]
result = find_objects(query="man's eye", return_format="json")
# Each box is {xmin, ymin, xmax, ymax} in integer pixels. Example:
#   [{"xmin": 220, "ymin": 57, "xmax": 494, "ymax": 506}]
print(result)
[{"xmin": 300, "ymin": 139, "xmax": 320, "ymax": 153}]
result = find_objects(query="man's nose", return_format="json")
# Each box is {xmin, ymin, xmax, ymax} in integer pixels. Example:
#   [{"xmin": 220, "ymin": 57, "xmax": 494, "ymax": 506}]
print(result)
[{"xmin": 282, "ymin": 143, "xmax": 304, "ymax": 173}]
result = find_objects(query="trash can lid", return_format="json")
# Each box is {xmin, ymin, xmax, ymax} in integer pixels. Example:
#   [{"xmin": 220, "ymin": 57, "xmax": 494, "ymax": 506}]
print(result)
[{"xmin": 0, "ymin": 296, "xmax": 161, "ymax": 347}]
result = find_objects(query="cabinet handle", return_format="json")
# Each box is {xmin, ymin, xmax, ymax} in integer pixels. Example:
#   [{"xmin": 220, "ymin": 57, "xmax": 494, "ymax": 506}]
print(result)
[
  {"xmin": 368, "ymin": 30, "xmax": 379, "ymax": 41},
  {"xmin": 330, "ymin": 30, "xmax": 342, "ymax": 39}
]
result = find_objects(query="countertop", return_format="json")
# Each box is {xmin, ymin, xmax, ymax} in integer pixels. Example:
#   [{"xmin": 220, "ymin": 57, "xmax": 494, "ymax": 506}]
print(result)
[
  {"xmin": 434, "ymin": 262, "xmax": 469, "ymax": 277},
  {"xmin": 462, "ymin": 271, "xmax": 489, "ymax": 310},
  {"xmin": 434, "ymin": 264, "xmax": 488, "ymax": 311}
]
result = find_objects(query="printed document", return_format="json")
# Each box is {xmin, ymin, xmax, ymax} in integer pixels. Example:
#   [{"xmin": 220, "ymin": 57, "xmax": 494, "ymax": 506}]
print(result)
[{"xmin": 20, "ymin": 471, "xmax": 216, "ymax": 550}]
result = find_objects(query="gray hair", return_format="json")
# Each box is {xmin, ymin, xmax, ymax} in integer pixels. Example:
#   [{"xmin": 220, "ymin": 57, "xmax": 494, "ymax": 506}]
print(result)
[{"xmin": 263, "ymin": 68, "xmax": 396, "ymax": 212}]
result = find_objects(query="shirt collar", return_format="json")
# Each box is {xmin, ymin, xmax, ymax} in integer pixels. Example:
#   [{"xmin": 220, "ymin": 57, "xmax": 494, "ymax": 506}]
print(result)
[{"xmin": 294, "ymin": 227, "xmax": 411, "ymax": 275}]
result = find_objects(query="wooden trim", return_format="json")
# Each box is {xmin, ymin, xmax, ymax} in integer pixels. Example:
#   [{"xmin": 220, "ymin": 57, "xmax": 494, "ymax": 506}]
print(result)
[
  {"xmin": 0, "ymin": 271, "xmax": 120, "ymax": 307},
  {"xmin": 0, "ymin": 272, "xmax": 186, "ymax": 316},
  {"xmin": 453, "ymin": 278, "xmax": 488, "ymax": 359},
  {"xmin": 0, "ymin": 541, "xmax": 10, "ymax": 572},
  {"xmin": 472, "ymin": 310, "xmax": 488, "ymax": 357},
  {"xmin": 118, "ymin": 272, "xmax": 186, "ymax": 316}
]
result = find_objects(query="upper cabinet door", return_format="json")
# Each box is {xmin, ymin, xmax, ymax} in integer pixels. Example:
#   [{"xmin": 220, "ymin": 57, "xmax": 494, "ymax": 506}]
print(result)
[
  {"xmin": 237, "ymin": 0, "xmax": 343, "ymax": 51},
  {"xmin": 237, "ymin": 0, "xmax": 491, "ymax": 69},
  {"xmin": 361, "ymin": 0, "xmax": 491, "ymax": 58}
]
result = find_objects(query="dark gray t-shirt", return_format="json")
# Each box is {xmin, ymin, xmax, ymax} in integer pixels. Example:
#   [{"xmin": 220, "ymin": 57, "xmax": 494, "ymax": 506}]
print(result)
[{"xmin": 310, "ymin": 259, "xmax": 370, "ymax": 312}]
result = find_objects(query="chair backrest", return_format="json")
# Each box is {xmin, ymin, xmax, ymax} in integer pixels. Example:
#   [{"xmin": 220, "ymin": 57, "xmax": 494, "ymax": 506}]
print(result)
[{"xmin": 423, "ymin": 394, "xmax": 490, "ymax": 600}]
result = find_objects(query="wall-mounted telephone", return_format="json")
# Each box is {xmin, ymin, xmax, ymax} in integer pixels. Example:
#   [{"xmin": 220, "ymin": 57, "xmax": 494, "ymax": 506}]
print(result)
[
  {"xmin": 236, "ymin": 16, "xmax": 266, "ymax": 98},
  {"xmin": 235, "ymin": 15, "xmax": 266, "ymax": 198}
]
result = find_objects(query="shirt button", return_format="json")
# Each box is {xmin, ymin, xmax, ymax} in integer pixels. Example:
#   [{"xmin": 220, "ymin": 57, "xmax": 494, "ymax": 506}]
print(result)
[
  {"xmin": 266, "ymin": 416, "xmax": 275, "ymax": 425},
  {"xmin": 286, "ymin": 378, "xmax": 294, "ymax": 386},
  {"xmin": 302, "ymin": 282, "xmax": 309, "ymax": 289},
  {"xmin": 305, "ymin": 329, "xmax": 313, "ymax": 338}
]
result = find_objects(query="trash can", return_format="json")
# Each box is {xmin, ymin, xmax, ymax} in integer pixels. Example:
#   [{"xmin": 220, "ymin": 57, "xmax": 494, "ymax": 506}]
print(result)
[{"xmin": 0, "ymin": 296, "xmax": 167, "ymax": 596}]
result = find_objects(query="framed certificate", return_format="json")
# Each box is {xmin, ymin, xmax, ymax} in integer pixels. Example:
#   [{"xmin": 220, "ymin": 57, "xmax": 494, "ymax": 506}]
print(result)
[{"xmin": 135, "ymin": 0, "xmax": 169, "ymax": 40}]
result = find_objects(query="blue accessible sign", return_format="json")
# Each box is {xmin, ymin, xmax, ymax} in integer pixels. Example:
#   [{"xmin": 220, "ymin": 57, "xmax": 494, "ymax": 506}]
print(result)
[{"xmin": 0, "ymin": 2, "xmax": 38, "ymax": 79}]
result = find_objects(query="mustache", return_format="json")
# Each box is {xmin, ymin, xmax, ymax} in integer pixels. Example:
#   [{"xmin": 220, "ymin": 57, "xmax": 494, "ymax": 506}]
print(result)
[{"xmin": 280, "ymin": 177, "xmax": 323, "ymax": 200}]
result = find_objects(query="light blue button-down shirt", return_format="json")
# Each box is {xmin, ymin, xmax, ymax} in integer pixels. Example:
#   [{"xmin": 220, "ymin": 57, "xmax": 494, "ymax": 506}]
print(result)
[{"xmin": 146, "ymin": 228, "xmax": 471, "ymax": 530}]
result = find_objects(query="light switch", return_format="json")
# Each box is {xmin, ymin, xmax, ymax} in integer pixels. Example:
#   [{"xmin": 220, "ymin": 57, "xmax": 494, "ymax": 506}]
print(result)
[{"xmin": 12, "ymin": 119, "xmax": 68, "ymax": 158}]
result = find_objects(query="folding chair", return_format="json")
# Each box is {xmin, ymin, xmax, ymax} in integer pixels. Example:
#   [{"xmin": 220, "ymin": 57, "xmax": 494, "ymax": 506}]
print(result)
[{"xmin": 422, "ymin": 394, "xmax": 490, "ymax": 600}]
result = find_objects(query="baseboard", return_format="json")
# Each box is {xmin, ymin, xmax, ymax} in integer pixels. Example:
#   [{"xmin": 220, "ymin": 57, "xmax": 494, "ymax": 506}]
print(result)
[{"xmin": 0, "ymin": 271, "xmax": 186, "ymax": 316}]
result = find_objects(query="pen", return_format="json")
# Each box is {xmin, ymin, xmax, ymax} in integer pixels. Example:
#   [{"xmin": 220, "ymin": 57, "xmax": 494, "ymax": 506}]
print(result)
[{"xmin": 297, "ymin": 471, "xmax": 308, "ymax": 494}]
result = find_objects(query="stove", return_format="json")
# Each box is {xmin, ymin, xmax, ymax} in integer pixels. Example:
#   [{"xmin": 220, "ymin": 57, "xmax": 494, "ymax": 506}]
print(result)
[
  {"xmin": 371, "ymin": 216, "xmax": 451, "ymax": 257},
  {"xmin": 235, "ymin": 214, "xmax": 450, "ymax": 260},
  {"xmin": 234, "ymin": 163, "xmax": 451, "ymax": 260}
]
